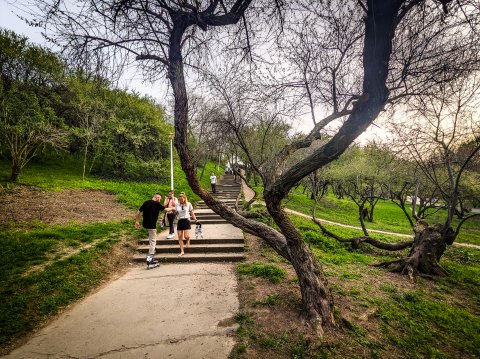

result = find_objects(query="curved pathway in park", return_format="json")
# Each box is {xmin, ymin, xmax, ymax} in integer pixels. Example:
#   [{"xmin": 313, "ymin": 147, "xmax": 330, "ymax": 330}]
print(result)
[{"xmin": 241, "ymin": 185, "xmax": 480, "ymax": 250}]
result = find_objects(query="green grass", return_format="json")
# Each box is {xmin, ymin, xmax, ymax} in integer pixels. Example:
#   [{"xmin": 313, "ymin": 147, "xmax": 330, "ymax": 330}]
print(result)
[
  {"xmin": 237, "ymin": 262, "xmax": 286, "ymax": 283},
  {"xmin": 276, "ymin": 187, "xmax": 480, "ymax": 245},
  {"xmin": 289, "ymin": 215, "xmax": 405, "ymax": 268},
  {"xmin": 286, "ymin": 212, "xmax": 480, "ymax": 359},
  {"xmin": 373, "ymin": 289, "xmax": 480, "ymax": 358},
  {"xmin": 234, "ymin": 209, "xmax": 480, "ymax": 357},
  {"xmin": 0, "ymin": 221, "xmax": 135, "ymax": 347},
  {"xmin": 253, "ymin": 293, "xmax": 280, "ymax": 307},
  {"xmin": 0, "ymin": 221, "xmax": 135, "ymax": 281},
  {"xmin": 0, "ymin": 156, "xmax": 223, "ymax": 208}
]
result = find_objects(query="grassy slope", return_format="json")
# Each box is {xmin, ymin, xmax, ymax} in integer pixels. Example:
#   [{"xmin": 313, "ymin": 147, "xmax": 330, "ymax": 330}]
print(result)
[
  {"xmin": 0, "ymin": 156, "xmax": 221, "ymax": 207},
  {"xmin": 0, "ymin": 221, "xmax": 139, "ymax": 348},
  {"xmin": 259, "ymin": 186, "xmax": 480, "ymax": 245},
  {"xmin": 233, "ymin": 214, "xmax": 480, "ymax": 359},
  {"xmin": 0, "ymin": 157, "xmax": 222, "ymax": 349}
]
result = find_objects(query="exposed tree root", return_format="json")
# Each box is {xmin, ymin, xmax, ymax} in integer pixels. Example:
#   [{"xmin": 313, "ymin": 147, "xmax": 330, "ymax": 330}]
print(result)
[
  {"xmin": 313, "ymin": 217, "xmax": 451, "ymax": 279},
  {"xmin": 312, "ymin": 218, "xmax": 413, "ymax": 250}
]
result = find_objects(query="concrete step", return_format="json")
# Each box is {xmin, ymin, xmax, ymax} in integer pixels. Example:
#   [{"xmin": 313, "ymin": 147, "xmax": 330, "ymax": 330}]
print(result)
[
  {"xmin": 196, "ymin": 205, "xmax": 235, "ymax": 210},
  {"xmin": 195, "ymin": 212, "xmax": 223, "ymax": 216},
  {"xmin": 137, "ymin": 243, "xmax": 244, "ymax": 254},
  {"xmin": 138, "ymin": 238, "xmax": 244, "ymax": 245},
  {"xmin": 196, "ymin": 203, "xmax": 236, "ymax": 207},
  {"xmin": 196, "ymin": 214, "xmax": 223, "ymax": 218},
  {"xmin": 196, "ymin": 218, "xmax": 223, "ymax": 222},
  {"xmin": 196, "ymin": 219, "xmax": 228, "ymax": 224},
  {"xmin": 132, "ymin": 253, "xmax": 245, "ymax": 263},
  {"xmin": 197, "ymin": 200, "xmax": 237, "ymax": 204}
]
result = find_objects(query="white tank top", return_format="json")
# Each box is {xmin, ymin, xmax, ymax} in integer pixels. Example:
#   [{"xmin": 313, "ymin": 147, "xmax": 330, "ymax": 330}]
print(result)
[{"xmin": 175, "ymin": 202, "xmax": 193, "ymax": 219}]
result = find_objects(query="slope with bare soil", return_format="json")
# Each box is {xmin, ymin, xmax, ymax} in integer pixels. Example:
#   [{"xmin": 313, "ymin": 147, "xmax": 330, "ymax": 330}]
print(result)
[{"xmin": 0, "ymin": 185, "xmax": 132, "ymax": 227}]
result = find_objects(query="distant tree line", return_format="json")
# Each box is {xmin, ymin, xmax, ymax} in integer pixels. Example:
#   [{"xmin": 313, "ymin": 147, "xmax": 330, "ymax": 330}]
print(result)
[{"xmin": 0, "ymin": 29, "xmax": 171, "ymax": 182}]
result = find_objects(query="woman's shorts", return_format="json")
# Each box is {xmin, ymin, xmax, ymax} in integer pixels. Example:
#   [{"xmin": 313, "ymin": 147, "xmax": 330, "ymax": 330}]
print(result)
[{"xmin": 177, "ymin": 218, "xmax": 191, "ymax": 231}]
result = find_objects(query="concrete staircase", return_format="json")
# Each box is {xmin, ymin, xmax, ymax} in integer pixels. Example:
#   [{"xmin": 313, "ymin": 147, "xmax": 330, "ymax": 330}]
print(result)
[{"xmin": 133, "ymin": 174, "xmax": 244, "ymax": 263}]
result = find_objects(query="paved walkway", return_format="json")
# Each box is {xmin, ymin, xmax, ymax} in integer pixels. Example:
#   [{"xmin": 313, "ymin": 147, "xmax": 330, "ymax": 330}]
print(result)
[{"xmin": 6, "ymin": 244, "xmax": 240, "ymax": 358}]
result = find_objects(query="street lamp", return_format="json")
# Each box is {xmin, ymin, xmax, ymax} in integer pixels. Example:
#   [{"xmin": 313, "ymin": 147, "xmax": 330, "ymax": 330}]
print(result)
[{"xmin": 169, "ymin": 132, "xmax": 174, "ymax": 191}]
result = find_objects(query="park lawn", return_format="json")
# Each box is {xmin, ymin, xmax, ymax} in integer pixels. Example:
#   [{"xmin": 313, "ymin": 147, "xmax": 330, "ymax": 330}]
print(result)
[
  {"xmin": 262, "ymin": 186, "xmax": 480, "ymax": 245},
  {"xmin": 0, "ymin": 156, "xmax": 221, "ymax": 208},
  {"xmin": 233, "ymin": 214, "xmax": 480, "ymax": 359}
]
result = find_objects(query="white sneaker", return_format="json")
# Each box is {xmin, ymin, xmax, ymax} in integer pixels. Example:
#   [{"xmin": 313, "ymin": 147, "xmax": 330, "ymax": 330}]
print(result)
[{"xmin": 166, "ymin": 234, "xmax": 174, "ymax": 239}]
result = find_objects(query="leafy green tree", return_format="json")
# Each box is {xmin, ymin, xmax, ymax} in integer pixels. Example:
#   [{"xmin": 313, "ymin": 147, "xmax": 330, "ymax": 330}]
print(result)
[
  {"xmin": 92, "ymin": 90, "xmax": 171, "ymax": 181},
  {"xmin": 0, "ymin": 29, "xmax": 67, "ymax": 181},
  {"xmin": 325, "ymin": 144, "xmax": 393, "ymax": 233},
  {"xmin": 0, "ymin": 85, "xmax": 67, "ymax": 181},
  {"xmin": 66, "ymin": 75, "xmax": 110, "ymax": 180}
]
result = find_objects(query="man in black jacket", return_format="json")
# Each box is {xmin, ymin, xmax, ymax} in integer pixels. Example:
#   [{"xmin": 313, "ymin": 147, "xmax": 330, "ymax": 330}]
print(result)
[{"xmin": 135, "ymin": 193, "xmax": 167, "ymax": 267}]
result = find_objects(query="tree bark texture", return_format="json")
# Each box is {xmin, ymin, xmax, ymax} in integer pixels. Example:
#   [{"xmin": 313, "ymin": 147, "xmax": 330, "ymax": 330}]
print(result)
[
  {"xmin": 9, "ymin": 162, "xmax": 20, "ymax": 182},
  {"xmin": 377, "ymin": 221, "xmax": 451, "ymax": 279},
  {"xmin": 266, "ymin": 200, "xmax": 336, "ymax": 333}
]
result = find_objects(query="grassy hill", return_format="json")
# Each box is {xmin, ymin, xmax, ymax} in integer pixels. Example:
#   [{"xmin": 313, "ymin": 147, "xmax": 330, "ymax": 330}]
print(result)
[
  {"xmin": 253, "ymin": 186, "xmax": 480, "ymax": 245},
  {"xmin": 0, "ymin": 156, "xmax": 223, "ymax": 351}
]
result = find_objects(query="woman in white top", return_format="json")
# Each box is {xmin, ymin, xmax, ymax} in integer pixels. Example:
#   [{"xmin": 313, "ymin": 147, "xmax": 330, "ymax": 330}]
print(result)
[{"xmin": 174, "ymin": 193, "xmax": 197, "ymax": 256}]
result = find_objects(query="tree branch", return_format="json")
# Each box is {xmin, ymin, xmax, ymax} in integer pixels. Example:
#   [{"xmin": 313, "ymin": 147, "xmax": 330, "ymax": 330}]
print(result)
[{"xmin": 313, "ymin": 218, "xmax": 414, "ymax": 251}]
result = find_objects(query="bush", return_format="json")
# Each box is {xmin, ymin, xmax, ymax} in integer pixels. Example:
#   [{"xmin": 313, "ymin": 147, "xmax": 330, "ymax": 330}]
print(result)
[{"xmin": 94, "ymin": 155, "xmax": 169, "ymax": 181}]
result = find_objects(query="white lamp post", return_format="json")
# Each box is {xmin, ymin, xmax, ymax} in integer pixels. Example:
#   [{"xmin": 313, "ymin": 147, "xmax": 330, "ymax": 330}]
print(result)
[{"xmin": 169, "ymin": 132, "xmax": 174, "ymax": 191}]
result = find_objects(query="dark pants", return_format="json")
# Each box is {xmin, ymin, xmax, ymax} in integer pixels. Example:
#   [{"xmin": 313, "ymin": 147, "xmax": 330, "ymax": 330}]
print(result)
[
  {"xmin": 211, "ymin": 183, "xmax": 216, "ymax": 193},
  {"xmin": 167, "ymin": 213, "xmax": 175, "ymax": 234}
]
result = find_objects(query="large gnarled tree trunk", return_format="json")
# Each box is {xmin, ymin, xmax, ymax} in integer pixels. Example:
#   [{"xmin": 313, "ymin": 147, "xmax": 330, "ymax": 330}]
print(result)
[
  {"xmin": 167, "ymin": 0, "xmax": 407, "ymax": 334},
  {"xmin": 377, "ymin": 221, "xmax": 453, "ymax": 279},
  {"xmin": 267, "ymin": 200, "xmax": 335, "ymax": 333}
]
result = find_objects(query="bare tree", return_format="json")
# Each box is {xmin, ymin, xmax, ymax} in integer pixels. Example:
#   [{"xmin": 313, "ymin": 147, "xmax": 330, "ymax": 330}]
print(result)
[
  {"xmin": 32, "ymin": 0, "xmax": 480, "ymax": 333},
  {"xmin": 317, "ymin": 75, "xmax": 480, "ymax": 279},
  {"xmin": 382, "ymin": 76, "xmax": 480, "ymax": 277}
]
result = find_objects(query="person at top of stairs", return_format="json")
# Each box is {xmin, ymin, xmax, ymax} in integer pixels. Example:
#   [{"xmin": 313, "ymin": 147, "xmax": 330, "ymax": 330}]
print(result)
[{"xmin": 210, "ymin": 172, "xmax": 217, "ymax": 193}]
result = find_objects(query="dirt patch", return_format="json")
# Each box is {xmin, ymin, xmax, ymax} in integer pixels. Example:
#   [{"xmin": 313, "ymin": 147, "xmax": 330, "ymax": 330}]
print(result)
[{"xmin": 0, "ymin": 186, "xmax": 132, "ymax": 227}]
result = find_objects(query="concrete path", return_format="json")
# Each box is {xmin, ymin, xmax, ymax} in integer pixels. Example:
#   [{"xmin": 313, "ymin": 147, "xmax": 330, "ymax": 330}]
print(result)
[{"xmin": 5, "ymin": 263, "xmax": 239, "ymax": 359}]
